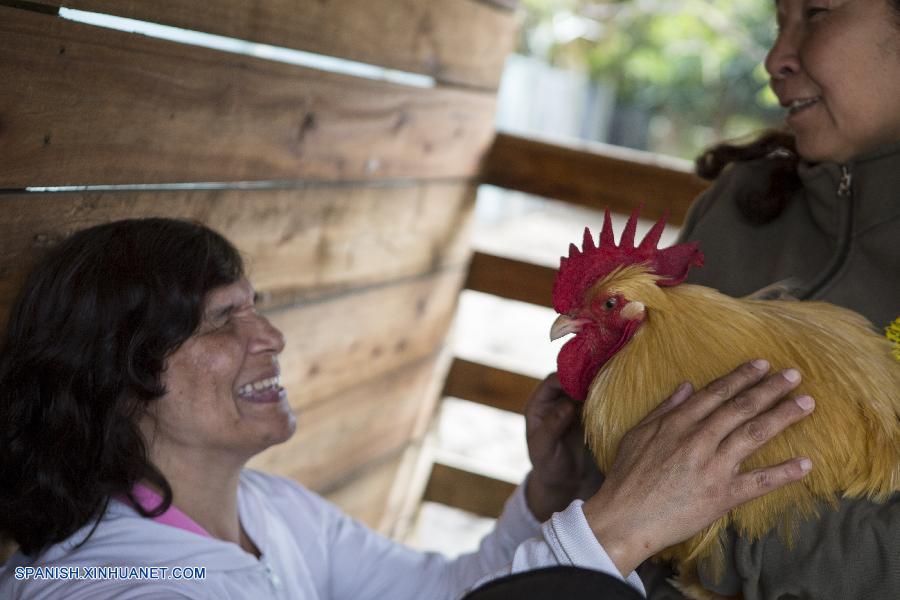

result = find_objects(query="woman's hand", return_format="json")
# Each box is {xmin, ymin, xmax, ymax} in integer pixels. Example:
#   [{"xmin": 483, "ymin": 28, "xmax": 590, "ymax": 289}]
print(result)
[
  {"xmin": 524, "ymin": 374, "xmax": 603, "ymax": 522},
  {"xmin": 582, "ymin": 360, "xmax": 814, "ymax": 575}
]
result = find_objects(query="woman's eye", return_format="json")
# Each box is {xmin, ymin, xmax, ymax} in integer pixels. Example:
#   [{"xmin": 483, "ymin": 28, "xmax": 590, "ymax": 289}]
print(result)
[
  {"xmin": 805, "ymin": 7, "xmax": 828, "ymax": 19},
  {"xmin": 209, "ymin": 318, "xmax": 229, "ymax": 332},
  {"xmin": 604, "ymin": 297, "xmax": 617, "ymax": 310}
]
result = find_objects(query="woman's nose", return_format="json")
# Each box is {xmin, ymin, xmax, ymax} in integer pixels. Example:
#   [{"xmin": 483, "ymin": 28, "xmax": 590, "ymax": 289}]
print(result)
[
  {"xmin": 250, "ymin": 314, "xmax": 286, "ymax": 355},
  {"xmin": 765, "ymin": 29, "xmax": 801, "ymax": 81}
]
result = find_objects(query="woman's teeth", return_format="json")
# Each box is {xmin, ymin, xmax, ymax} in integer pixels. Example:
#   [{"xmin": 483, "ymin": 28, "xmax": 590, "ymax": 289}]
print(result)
[
  {"xmin": 238, "ymin": 376, "xmax": 281, "ymax": 397},
  {"xmin": 789, "ymin": 96, "xmax": 821, "ymax": 114}
]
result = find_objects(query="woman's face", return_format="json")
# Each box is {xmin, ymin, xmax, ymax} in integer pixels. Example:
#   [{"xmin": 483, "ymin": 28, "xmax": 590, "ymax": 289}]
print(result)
[
  {"xmin": 142, "ymin": 277, "xmax": 295, "ymax": 463},
  {"xmin": 766, "ymin": 0, "xmax": 900, "ymax": 163}
]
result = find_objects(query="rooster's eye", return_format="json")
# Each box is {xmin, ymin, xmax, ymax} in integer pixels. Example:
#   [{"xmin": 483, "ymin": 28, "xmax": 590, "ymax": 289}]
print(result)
[{"xmin": 604, "ymin": 297, "xmax": 617, "ymax": 310}]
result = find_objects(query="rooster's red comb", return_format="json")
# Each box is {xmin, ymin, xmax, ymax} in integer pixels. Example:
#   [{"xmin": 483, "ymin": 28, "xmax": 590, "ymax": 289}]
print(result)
[{"xmin": 552, "ymin": 205, "xmax": 704, "ymax": 314}]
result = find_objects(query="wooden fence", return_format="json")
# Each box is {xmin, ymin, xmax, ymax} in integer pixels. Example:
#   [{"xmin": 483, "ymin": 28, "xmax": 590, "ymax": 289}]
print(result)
[{"xmin": 0, "ymin": 0, "xmax": 517, "ymax": 540}]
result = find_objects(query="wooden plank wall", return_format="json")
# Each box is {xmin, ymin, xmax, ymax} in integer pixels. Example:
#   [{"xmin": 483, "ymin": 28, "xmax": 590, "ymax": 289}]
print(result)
[{"xmin": 0, "ymin": 0, "xmax": 519, "ymax": 541}]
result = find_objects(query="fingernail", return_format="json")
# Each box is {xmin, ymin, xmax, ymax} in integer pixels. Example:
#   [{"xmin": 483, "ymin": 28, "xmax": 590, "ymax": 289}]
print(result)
[
  {"xmin": 799, "ymin": 458, "xmax": 812, "ymax": 472},
  {"xmin": 677, "ymin": 381, "xmax": 693, "ymax": 395},
  {"xmin": 783, "ymin": 369, "xmax": 801, "ymax": 383},
  {"xmin": 752, "ymin": 359, "xmax": 769, "ymax": 371},
  {"xmin": 795, "ymin": 395, "xmax": 815, "ymax": 411}
]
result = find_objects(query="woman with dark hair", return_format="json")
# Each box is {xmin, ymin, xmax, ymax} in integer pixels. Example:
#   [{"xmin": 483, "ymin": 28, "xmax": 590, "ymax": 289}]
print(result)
[
  {"xmin": 0, "ymin": 219, "xmax": 246, "ymax": 558},
  {"xmin": 0, "ymin": 217, "xmax": 811, "ymax": 598},
  {"xmin": 639, "ymin": 0, "xmax": 900, "ymax": 597}
]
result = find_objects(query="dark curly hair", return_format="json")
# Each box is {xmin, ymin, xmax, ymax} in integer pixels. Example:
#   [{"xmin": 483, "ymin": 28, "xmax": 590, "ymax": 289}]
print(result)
[
  {"xmin": 694, "ymin": 129, "xmax": 800, "ymax": 225},
  {"xmin": 0, "ymin": 218, "xmax": 243, "ymax": 556}
]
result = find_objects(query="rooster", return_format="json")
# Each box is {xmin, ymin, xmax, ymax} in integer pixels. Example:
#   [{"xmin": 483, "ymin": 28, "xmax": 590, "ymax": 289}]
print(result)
[{"xmin": 549, "ymin": 207, "xmax": 900, "ymax": 599}]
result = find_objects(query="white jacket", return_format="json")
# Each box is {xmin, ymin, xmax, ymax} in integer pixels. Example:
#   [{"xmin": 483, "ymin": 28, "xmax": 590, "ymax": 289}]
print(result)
[{"xmin": 0, "ymin": 469, "xmax": 644, "ymax": 599}]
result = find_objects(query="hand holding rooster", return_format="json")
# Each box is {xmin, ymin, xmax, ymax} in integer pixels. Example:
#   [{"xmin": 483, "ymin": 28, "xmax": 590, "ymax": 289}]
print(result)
[
  {"xmin": 525, "ymin": 373, "xmax": 598, "ymax": 522},
  {"xmin": 582, "ymin": 360, "xmax": 813, "ymax": 576},
  {"xmin": 524, "ymin": 361, "xmax": 813, "ymax": 568}
]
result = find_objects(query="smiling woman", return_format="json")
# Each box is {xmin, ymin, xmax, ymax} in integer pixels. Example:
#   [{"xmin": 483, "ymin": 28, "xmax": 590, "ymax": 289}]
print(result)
[
  {"xmin": 141, "ymin": 276, "xmax": 297, "ymax": 555},
  {"xmin": 766, "ymin": 0, "xmax": 900, "ymax": 163},
  {"xmin": 687, "ymin": 0, "xmax": 900, "ymax": 329},
  {"xmin": 659, "ymin": 0, "xmax": 900, "ymax": 598},
  {"xmin": 0, "ymin": 219, "xmax": 248, "ymax": 556},
  {"xmin": 145, "ymin": 277, "xmax": 296, "ymax": 475}
]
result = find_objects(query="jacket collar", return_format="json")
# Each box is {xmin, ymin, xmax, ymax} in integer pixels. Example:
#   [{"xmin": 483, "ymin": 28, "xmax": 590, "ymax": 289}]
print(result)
[{"xmin": 797, "ymin": 141, "xmax": 900, "ymax": 237}]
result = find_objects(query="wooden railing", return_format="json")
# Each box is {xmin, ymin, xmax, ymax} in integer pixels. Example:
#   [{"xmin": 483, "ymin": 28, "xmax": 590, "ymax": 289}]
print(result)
[
  {"xmin": 480, "ymin": 132, "xmax": 707, "ymax": 225},
  {"xmin": 421, "ymin": 132, "xmax": 709, "ymax": 519}
]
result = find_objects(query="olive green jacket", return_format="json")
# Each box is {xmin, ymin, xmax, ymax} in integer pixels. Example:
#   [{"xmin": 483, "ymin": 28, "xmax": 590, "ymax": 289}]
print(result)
[
  {"xmin": 643, "ymin": 142, "xmax": 900, "ymax": 599},
  {"xmin": 679, "ymin": 141, "xmax": 900, "ymax": 332}
]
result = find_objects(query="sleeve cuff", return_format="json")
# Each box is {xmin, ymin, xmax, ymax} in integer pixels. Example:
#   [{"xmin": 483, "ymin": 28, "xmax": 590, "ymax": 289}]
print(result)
[{"xmin": 545, "ymin": 499, "xmax": 647, "ymax": 597}]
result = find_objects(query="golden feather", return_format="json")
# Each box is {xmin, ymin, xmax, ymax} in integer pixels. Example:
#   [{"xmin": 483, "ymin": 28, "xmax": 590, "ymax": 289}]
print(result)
[{"xmin": 581, "ymin": 267, "xmax": 900, "ymax": 590}]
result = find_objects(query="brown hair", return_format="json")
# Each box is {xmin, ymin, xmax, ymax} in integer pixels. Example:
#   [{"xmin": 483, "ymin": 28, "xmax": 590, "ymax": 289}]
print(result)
[{"xmin": 694, "ymin": 130, "xmax": 800, "ymax": 225}]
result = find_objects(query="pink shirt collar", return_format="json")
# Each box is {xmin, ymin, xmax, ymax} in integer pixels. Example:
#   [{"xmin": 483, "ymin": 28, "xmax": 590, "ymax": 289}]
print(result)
[{"xmin": 116, "ymin": 483, "xmax": 212, "ymax": 538}]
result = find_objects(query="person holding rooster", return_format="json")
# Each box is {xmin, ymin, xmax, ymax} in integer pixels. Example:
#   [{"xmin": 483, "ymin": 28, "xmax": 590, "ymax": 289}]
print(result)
[
  {"xmin": 496, "ymin": 2, "xmax": 900, "ymax": 596},
  {"xmin": 630, "ymin": 0, "xmax": 900, "ymax": 597},
  {"xmin": 0, "ymin": 217, "xmax": 812, "ymax": 599}
]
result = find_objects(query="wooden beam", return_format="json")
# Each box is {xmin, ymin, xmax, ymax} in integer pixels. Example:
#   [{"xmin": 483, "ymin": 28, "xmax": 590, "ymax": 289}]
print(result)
[
  {"xmin": 30, "ymin": 0, "xmax": 518, "ymax": 89},
  {"xmin": 465, "ymin": 251, "xmax": 556, "ymax": 308},
  {"xmin": 325, "ymin": 441, "xmax": 436, "ymax": 539},
  {"xmin": 269, "ymin": 268, "xmax": 464, "ymax": 413},
  {"xmin": 0, "ymin": 6, "xmax": 497, "ymax": 187},
  {"xmin": 422, "ymin": 462, "xmax": 516, "ymax": 519},
  {"xmin": 249, "ymin": 353, "xmax": 445, "ymax": 493},
  {"xmin": 324, "ymin": 447, "xmax": 414, "ymax": 535},
  {"xmin": 480, "ymin": 133, "xmax": 708, "ymax": 225},
  {"xmin": 0, "ymin": 183, "xmax": 475, "ymax": 326},
  {"xmin": 442, "ymin": 358, "xmax": 540, "ymax": 414}
]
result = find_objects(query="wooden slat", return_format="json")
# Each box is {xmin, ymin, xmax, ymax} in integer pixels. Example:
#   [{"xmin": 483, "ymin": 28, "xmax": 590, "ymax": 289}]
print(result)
[
  {"xmin": 0, "ymin": 184, "xmax": 475, "ymax": 325},
  {"xmin": 249, "ymin": 352, "xmax": 446, "ymax": 493},
  {"xmin": 325, "ymin": 440, "xmax": 436, "ymax": 538},
  {"xmin": 379, "ymin": 442, "xmax": 439, "ymax": 541},
  {"xmin": 0, "ymin": 6, "xmax": 497, "ymax": 187},
  {"xmin": 270, "ymin": 268, "xmax": 465, "ymax": 412},
  {"xmin": 422, "ymin": 462, "xmax": 515, "ymax": 519},
  {"xmin": 325, "ymin": 448, "xmax": 413, "ymax": 534},
  {"xmin": 30, "ymin": 0, "xmax": 518, "ymax": 89},
  {"xmin": 465, "ymin": 251, "xmax": 556, "ymax": 308},
  {"xmin": 481, "ymin": 133, "xmax": 708, "ymax": 225},
  {"xmin": 442, "ymin": 358, "xmax": 540, "ymax": 414}
]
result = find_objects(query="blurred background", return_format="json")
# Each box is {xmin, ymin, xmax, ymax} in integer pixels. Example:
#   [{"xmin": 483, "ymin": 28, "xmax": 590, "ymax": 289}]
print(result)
[{"xmin": 509, "ymin": 0, "xmax": 780, "ymax": 158}]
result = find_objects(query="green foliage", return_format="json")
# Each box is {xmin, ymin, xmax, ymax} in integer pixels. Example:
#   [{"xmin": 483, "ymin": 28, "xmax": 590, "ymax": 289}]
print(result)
[{"xmin": 517, "ymin": 0, "xmax": 783, "ymax": 158}]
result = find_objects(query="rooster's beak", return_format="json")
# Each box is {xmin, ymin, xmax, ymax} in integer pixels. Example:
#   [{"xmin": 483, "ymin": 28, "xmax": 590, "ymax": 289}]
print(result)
[{"xmin": 550, "ymin": 315, "xmax": 591, "ymax": 341}]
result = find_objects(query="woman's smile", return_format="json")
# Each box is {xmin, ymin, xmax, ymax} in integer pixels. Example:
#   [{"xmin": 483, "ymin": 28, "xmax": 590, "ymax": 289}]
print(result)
[{"xmin": 237, "ymin": 373, "xmax": 286, "ymax": 404}]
